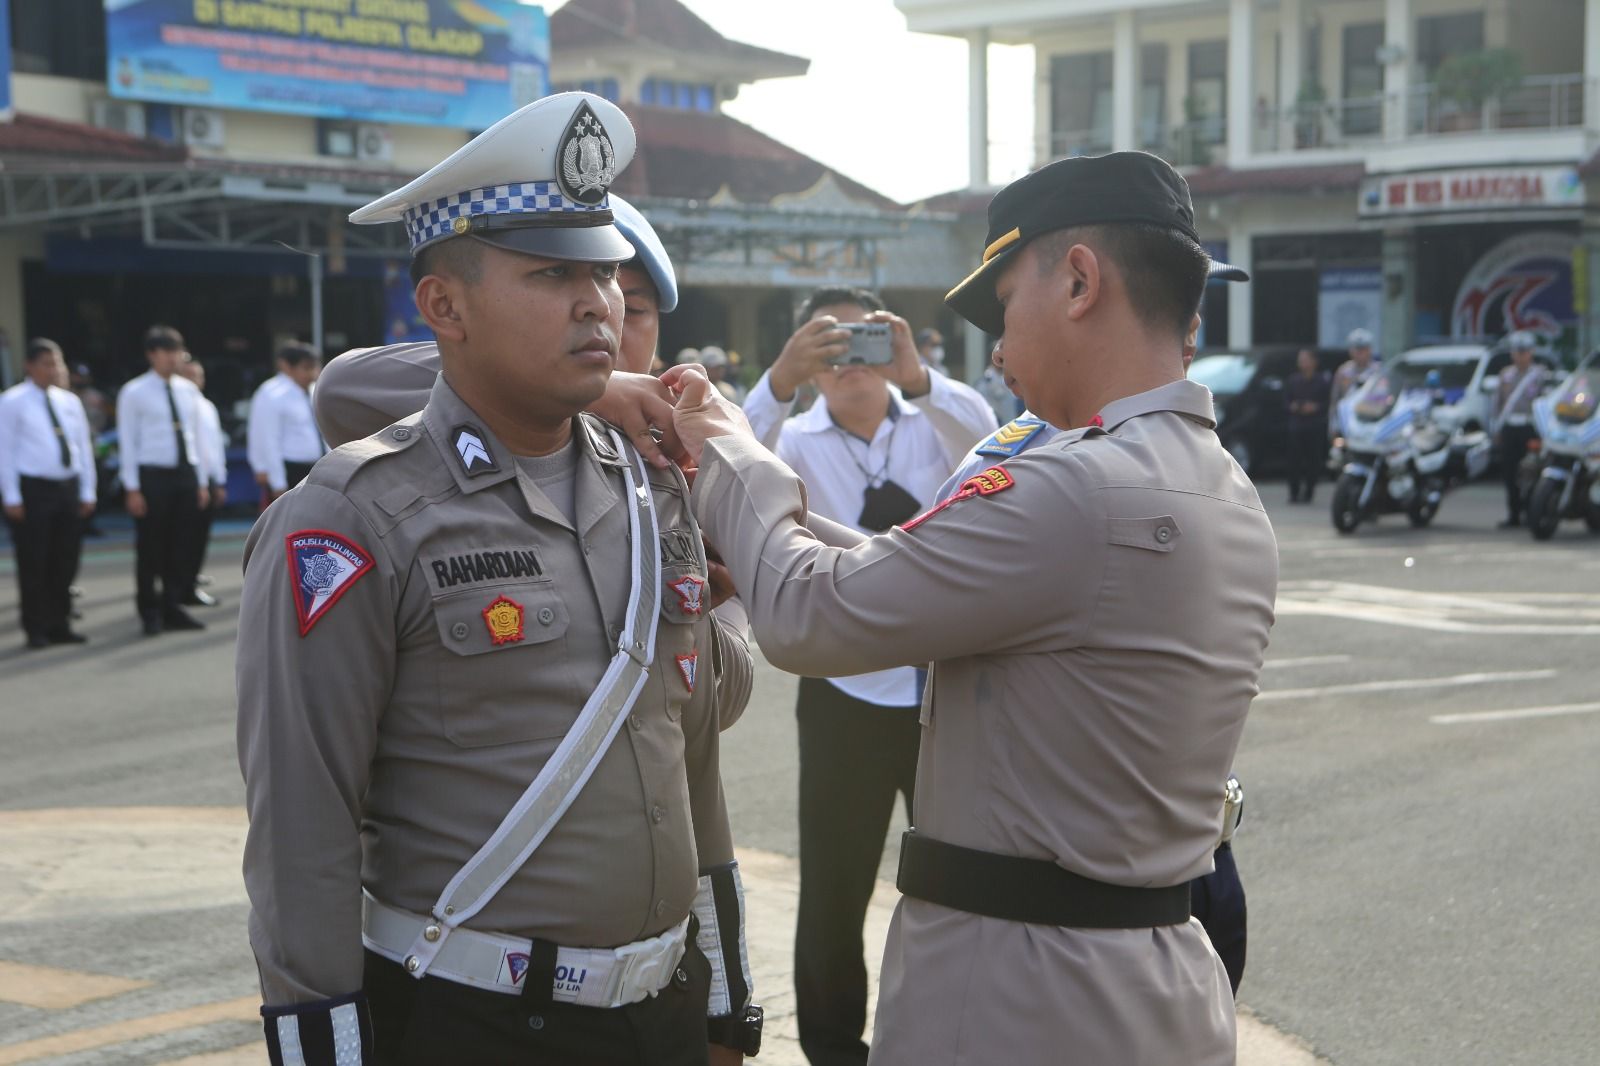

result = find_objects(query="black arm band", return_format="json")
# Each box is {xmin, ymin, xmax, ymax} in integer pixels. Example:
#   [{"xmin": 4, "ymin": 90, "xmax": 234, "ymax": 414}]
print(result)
[{"xmin": 262, "ymin": 990, "xmax": 373, "ymax": 1066}]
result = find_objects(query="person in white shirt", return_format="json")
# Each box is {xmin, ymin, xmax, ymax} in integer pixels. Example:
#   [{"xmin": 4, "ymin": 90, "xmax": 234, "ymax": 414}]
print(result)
[
  {"xmin": 0, "ymin": 338, "xmax": 97, "ymax": 648},
  {"xmin": 178, "ymin": 355, "xmax": 228, "ymax": 606},
  {"xmin": 741, "ymin": 285, "xmax": 996, "ymax": 1066},
  {"xmin": 115, "ymin": 324, "xmax": 214, "ymax": 635},
  {"xmin": 245, "ymin": 342, "xmax": 324, "ymax": 503}
]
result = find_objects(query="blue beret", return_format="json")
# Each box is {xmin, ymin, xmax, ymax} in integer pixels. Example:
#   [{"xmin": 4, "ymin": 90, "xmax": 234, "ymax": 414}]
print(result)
[{"xmin": 611, "ymin": 194, "xmax": 677, "ymax": 314}]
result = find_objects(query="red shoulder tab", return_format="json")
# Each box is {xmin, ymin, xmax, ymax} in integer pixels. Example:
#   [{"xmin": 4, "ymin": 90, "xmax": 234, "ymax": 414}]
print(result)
[{"xmin": 901, "ymin": 466, "xmax": 1016, "ymax": 532}]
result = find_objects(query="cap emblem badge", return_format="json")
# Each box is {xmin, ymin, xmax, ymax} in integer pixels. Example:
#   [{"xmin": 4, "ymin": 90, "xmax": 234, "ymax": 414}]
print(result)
[{"xmin": 559, "ymin": 102, "xmax": 616, "ymax": 205}]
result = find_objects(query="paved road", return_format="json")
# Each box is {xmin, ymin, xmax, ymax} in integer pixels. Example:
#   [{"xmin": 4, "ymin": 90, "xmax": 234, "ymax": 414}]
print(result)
[{"xmin": 1, "ymin": 483, "xmax": 1596, "ymax": 1064}]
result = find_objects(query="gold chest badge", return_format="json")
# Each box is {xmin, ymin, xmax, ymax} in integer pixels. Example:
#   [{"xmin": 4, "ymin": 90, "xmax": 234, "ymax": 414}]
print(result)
[{"xmin": 482, "ymin": 595, "xmax": 525, "ymax": 645}]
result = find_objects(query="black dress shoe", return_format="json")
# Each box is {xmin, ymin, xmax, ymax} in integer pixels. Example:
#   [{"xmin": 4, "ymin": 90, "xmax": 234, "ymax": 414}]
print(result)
[
  {"xmin": 47, "ymin": 629, "xmax": 88, "ymax": 645},
  {"xmin": 25, "ymin": 634, "xmax": 50, "ymax": 650},
  {"xmin": 181, "ymin": 589, "xmax": 219, "ymax": 607},
  {"xmin": 196, "ymin": 573, "xmax": 214, "ymax": 587},
  {"xmin": 69, "ymin": 585, "xmax": 84, "ymax": 598},
  {"xmin": 142, "ymin": 613, "xmax": 164, "ymax": 637},
  {"xmin": 161, "ymin": 609, "xmax": 206, "ymax": 632}
]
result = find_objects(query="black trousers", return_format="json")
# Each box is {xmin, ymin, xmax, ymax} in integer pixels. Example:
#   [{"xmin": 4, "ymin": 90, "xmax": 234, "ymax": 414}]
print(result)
[
  {"xmin": 1190, "ymin": 843, "xmax": 1247, "ymax": 994},
  {"xmin": 183, "ymin": 483, "xmax": 225, "ymax": 595},
  {"xmin": 285, "ymin": 460, "xmax": 316, "ymax": 491},
  {"xmin": 1500, "ymin": 424, "xmax": 1538, "ymax": 520},
  {"xmin": 794, "ymin": 677, "xmax": 920, "ymax": 1066},
  {"xmin": 1286, "ymin": 424, "xmax": 1325, "ymax": 501},
  {"xmin": 133, "ymin": 465, "xmax": 199, "ymax": 616},
  {"xmin": 5, "ymin": 476, "xmax": 82, "ymax": 640},
  {"xmin": 364, "ymin": 941, "xmax": 713, "ymax": 1066}
]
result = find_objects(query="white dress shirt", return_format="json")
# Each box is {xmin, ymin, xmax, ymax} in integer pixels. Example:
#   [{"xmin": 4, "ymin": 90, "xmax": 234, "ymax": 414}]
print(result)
[
  {"xmin": 115, "ymin": 370, "xmax": 214, "ymax": 492},
  {"xmin": 195, "ymin": 395, "xmax": 229, "ymax": 487},
  {"xmin": 0, "ymin": 381, "xmax": 97, "ymax": 506},
  {"xmin": 247, "ymin": 373, "xmax": 324, "ymax": 491},
  {"xmin": 743, "ymin": 368, "xmax": 997, "ymax": 706}
]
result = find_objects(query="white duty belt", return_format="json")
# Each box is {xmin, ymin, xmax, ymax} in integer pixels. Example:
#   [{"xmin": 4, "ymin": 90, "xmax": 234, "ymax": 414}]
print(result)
[{"xmin": 377, "ymin": 428, "xmax": 663, "ymax": 983}]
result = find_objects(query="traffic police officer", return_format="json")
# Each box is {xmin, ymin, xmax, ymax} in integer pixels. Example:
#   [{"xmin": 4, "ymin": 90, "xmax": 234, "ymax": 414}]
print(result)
[
  {"xmin": 237, "ymin": 93, "xmax": 761, "ymax": 1065},
  {"xmin": 667, "ymin": 152, "xmax": 1278, "ymax": 1064},
  {"xmin": 1491, "ymin": 330, "xmax": 1550, "ymax": 528},
  {"xmin": 1329, "ymin": 327, "xmax": 1378, "ymax": 438}
]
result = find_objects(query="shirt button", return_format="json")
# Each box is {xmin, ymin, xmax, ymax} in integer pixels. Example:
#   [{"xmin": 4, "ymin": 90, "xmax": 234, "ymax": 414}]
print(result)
[
  {"xmin": 582, "ymin": 540, "xmax": 593, "ymax": 555},
  {"xmin": 655, "ymin": 900, "xmax": 667, "ymax": 918},
  {"xmin": 527, "ymin": 1014, "xmax": 545, "ymax": 1031},
  {"xmin": 650, "ymin": 804, "xmax": 665, "ymax": 824},
  {"xmin": 608, "ymin": 624, "xmax": 622, "ymax": 644},
  {"xmin": 537, "ymin": 607, "xmax": 555, "ymax": 625},
  {"xmin": 393, "ymin": 427, "xmax": 410, "ymax": 441},
  {"xmin": 450, "ymin": 621, "xmax": 470, "ymax": 641},
  {"xmin": 1155, "ymin": 526, "xmax": 1173, "ymax": 544},
  {"xmin": 629, "ymin": 714, "xmax": 643, "ymax": 731}
]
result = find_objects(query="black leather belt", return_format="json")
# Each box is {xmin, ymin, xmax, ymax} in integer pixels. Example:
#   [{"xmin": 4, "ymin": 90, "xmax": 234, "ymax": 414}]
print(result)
[{"xmin": 896, "ymin": 829, "xmax": 1191, "ymax": 929}]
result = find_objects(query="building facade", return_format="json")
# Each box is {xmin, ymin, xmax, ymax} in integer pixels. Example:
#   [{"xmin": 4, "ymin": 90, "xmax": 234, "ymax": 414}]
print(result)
[{"xmin": 900, "ymin": 0, "xmax": 1600, "ymax": 362}]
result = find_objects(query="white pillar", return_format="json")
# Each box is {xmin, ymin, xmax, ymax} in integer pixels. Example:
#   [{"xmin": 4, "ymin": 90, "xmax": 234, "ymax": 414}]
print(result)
[
  {"xmin": 1383, "ymin": 0, "xmax": 1413, "ymax": 141},
  {"xmin": 969, "ymin": 29, "xmax": 990, "ymax": 188},
  {"xmin": 1227, "ymin": 225, "xmax": 1253, "ymax": 348},
  {"xmin": 1277, "ymin": 0, "xmax": 1304, "ymax": 152},
  {"xmin": 1227, "ymin": 0, "xmax": 1256, "ymax": 166},
  {"xmin": 1381, "ymin": 229, "xmax": 1415, "ymax": 355},
  {"xmin": 1112, "ymin": 10, "xmax": 1139, "ymax": 152},
  {"xmin": 1585, "ymin": 0, "xmax": 1600, "ymax": 124}
]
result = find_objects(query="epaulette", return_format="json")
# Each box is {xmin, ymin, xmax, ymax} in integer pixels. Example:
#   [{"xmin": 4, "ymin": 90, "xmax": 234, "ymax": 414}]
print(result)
[
  {"xmin": 975, "ymin": 416, "xmax": 1048, "ymax": 459},
  {"xmin": 305, "ymin": 411, "xmax": 427, "ymax": 492},
  {"xmin": 578, "ymin": 412, "xmax": 629, "ymax": 468}
]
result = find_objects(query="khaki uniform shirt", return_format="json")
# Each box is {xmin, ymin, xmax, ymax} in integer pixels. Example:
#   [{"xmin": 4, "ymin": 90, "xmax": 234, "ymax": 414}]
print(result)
[
  {"xmin": 237, "ymin": 375, "xmax": 752, "ymax": 1005},
  {"xmin": 691, "ymin": 379, "xmax": 1277, "ymax": 1065}
]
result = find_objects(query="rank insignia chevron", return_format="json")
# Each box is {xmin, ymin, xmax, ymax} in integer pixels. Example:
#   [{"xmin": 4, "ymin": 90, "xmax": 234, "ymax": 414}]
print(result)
[
  {"xmin": 975, "ymin": 417, "xmax": 1046, "ymax": 459},
  {"xmin": 452, "ymin": 423, "xmax": 499, "ymax": 477}
]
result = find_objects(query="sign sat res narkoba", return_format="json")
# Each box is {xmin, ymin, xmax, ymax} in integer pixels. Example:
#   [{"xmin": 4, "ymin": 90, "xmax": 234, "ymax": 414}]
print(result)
[
  {"xmin": 1359, "ymin": 166, "xmax": 1585, "ymax": 217},
  {"xmin": 104, "ymin": 0, "xmax": 548, "ymax": 128}
]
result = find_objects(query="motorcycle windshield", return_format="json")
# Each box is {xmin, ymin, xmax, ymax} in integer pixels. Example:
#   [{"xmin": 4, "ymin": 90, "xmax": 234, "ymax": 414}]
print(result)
[
  {"xmin": 1352, "ymin": 371, "xmax": 1399, "ymax": 421},
  {"xmin": 1553, "ymin": 358, "xmax": 1599, "ymax": 425}
]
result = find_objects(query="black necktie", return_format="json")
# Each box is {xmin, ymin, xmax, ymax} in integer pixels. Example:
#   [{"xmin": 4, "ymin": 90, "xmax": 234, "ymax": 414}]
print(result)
[
  {"xmin": 165, "ymin": 380, "xmax": 193, "ymax": 469},
  {"xmin": 41, "ymin": 388, "xmax": 71, "ymax": 468}
]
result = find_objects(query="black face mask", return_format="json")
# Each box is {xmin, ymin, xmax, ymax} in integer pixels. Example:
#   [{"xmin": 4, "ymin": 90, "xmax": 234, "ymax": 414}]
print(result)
[{"xmin": 858, "ymin": 478, "xmax": 922, "ymax": 532}]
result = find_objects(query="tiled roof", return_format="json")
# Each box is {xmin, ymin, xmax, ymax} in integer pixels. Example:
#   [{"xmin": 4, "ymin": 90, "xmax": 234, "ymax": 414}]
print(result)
[
  {"xmin": 0, "ymin": 113, "xmax": 189, "ymax": 165},
  {"xmin": 552, "ymin": 0, "xmax": 807, "ymax": 75},
  {"xmin": 612, "ymin": 104, "xmax": 899, "ymax": 210}
]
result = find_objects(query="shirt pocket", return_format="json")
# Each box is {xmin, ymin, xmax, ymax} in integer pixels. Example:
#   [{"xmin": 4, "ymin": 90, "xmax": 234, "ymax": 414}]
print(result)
[
  {"xmin": 430, "ymin": 579, "xmax": 582, "ymax": 747},
  {"xmin": 1106, "ymin": 515, "xmax": 1182, "ymax": 553}
]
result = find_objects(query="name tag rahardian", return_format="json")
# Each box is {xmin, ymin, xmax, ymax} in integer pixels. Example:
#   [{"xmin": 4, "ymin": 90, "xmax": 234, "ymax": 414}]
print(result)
[{"xmin": 430, "ymin": 548, "xmax": 545, "ymax": 589}]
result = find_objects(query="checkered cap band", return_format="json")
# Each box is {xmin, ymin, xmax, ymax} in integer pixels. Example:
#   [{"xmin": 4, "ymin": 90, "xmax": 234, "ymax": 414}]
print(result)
[{"xmin": 402, "ymin": 182, "xmax": 610, "ymax": 251}]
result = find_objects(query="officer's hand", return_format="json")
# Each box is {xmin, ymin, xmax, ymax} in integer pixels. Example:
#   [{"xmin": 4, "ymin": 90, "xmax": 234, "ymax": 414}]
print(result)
[
  {"xmin": 3, "ymin": 503, "xmax": 22, "ymax": 523},
  {"xmin": 872, "ymin": 310, "xmax": 931, "ymax": 398},
  {"xmin": 196, "ymin": 485, "xmax": 210, "ymax": 510},
  {"xmin": 587, "ymin": 370, "xmax": 685, "ymax": 469},
  {"xmin": 78, "ymin": 501, "xmax": 95, "ymax": 519},
  {"xmin": 768, "ymin": 316, "xmax": 851, "ymax": 402},
  {"xmin": 708, "ymin": 1046, "xmax": 743, "ymax": 1066},
  {"xmin": 212, "ymin": 485, "xmax": 227, "ymax": 507},
  {"xmin": 125, "ymin": 490, "xmax": 147, "ymax": 518},
  {"xmin": 254, "ymin": 471, "xmax": 269, "ymax": 487},
  {"xmin": 666, "ymin": 366, "xmax": 753, "ymax": 466}
]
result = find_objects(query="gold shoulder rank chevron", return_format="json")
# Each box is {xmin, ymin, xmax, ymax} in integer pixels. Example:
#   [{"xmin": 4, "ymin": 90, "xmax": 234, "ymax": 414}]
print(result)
[{"xmin": 975, "ymin": 417, "xmax": 1046, "ymax": 458}]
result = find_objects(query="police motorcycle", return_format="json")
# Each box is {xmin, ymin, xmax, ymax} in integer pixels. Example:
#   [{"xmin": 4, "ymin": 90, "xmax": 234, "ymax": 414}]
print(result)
[
  {"xmin": 1328, "ymin": 367, "xmax": 1491, "ymax": 534},
  {"xmin": 1524, "ymin": 351, "xmax": 1600, "ymax": 540}
]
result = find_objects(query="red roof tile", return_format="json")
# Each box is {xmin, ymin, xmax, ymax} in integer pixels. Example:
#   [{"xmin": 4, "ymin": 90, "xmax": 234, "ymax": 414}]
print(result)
[
  {"xmin": 553, "ymin": 0, "xmax": 807, "ymax": 75},
  {"xmin": 0, "ymin": 113, "xmax": 189, "ymax": 166},
  {"xmin": 613, "ymin": 104, "xmax": 899, "ymax": 209}
]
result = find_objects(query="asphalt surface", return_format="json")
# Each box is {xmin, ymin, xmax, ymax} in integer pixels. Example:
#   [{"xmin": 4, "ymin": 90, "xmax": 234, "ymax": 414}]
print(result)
[{"xmin": 1, "ymin": 482, "xmax": 1597, "ymax": 1065}]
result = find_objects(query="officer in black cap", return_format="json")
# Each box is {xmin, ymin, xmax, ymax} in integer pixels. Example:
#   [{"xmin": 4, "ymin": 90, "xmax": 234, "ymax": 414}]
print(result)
[{"xmin": 668, "ymin": 151, "xmax": 1276, "ymax": 1064}]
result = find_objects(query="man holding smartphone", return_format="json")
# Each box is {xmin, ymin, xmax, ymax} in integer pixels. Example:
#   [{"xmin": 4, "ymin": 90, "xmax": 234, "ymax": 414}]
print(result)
[{"xmin": 741, "ymin": 287, "xmax": 995, "ymax": 1066}]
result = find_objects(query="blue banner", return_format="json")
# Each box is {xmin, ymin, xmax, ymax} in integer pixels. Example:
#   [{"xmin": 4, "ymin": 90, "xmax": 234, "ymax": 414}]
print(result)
[
  {"xmin": 0, "ymin": 0, "xmax": 12, "ymax": 122},
  {"xmin": 105, "ymin": 0, "xmax": 548, "ymax": 129},
  {"xmin": 384, "ymin": 260, "xmax": 432, "ymax": 343}
]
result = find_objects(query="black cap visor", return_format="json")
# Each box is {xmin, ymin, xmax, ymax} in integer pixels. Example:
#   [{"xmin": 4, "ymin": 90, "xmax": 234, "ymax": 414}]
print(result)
[{"xmin": 471, "ymin": 220, "xmax": 637, "ymax": 263}]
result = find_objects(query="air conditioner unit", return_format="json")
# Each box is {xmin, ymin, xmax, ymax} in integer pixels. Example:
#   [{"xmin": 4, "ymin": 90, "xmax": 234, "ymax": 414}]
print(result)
[
  {"xmin": 91, "ymin": 99, "xmax": 147, "ymax": 138},
  {"xmin": 182, "ymin": 108, "xmax": 226, "ymax": 148},
  {"xmin": 356, "ymin": 124, "xmax": 393, "ymax": 163}
]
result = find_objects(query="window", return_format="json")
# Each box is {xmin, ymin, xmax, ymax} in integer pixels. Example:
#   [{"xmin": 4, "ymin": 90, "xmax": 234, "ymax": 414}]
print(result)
[
  {"xmin": 1341, "ymin": 22, "xmax": 1384, "ymax": 135},
  {"xmin": 12, "ymin": 0, "xmax": 106, "ymax": 79},
  {"xmin": 1418, "ymin": 12, "xmax": 1485, "ymax": 77},
  {"xmin": 642, "ymin": 78, "xmax": 715, "ymax": 112},
  {"xmin": 1187, "ymin": 41, "xmax": 1227, "ymax": 145},
  {"xmin": 1140, "ymin": 44, "xmax": 1169, "ymax": 151},
  {"xmin": 317, "ymin": 120, "xmax": 359, "ymax": 158},
  {"xmin": 1049, "ymin": 52, "xmax": 1113, "ymax": 156}
]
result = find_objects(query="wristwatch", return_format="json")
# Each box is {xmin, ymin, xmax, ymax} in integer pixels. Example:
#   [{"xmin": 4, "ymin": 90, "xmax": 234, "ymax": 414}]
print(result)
[{"xmin": 707, "ymin": 1004, "xmax": 764, "ymax": 1056}]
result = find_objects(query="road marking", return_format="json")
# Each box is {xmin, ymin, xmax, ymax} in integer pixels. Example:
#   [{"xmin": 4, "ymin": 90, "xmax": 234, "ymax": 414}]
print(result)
[
  {"xmin": 1257, "ymin": 669, "xmax": 1555, "ymax": 702},
  {"xmin": 0, "ymin": 960, "xmax": 150, "ymax": 1010},
  {"xmin": 1430, "ymin": 701, "xmax": 1600, "ymax": 725},
  {"xmin": 1278, "ymin": 581, "xmax": 1600, "ymax": 634},
  {"xmin": 0, "ymin": 996, "xmax": 257, "ymax": 1065},
  {"xmin": 1263, "ymin": 655, "xmax": 1352, "ymax": 670}
]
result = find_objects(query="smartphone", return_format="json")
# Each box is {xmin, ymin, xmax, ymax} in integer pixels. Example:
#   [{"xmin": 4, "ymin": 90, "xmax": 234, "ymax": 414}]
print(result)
[{"xmin": 828, "ymin": 322, "xmax": 895, "ymax": 367}]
